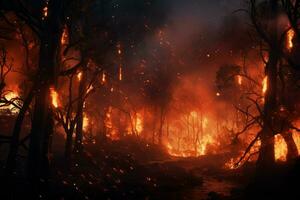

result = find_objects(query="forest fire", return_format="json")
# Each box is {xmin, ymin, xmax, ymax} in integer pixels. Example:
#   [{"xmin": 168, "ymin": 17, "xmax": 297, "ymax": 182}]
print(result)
[{"xmin": 1, "ymin": 1, "xmax": 300, "ymax": 199}]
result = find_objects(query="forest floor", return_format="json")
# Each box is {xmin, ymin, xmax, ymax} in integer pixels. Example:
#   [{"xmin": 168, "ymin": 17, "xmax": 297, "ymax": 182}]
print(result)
[{"xmin": 1, "ymin": 135, "xmax": 300, "ymax": 200}]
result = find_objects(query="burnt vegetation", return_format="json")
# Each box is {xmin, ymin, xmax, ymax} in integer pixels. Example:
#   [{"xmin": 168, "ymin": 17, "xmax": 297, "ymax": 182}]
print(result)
[{"xmin": 0, "ymin": 0, "xmax": 300, "ymax": 200}]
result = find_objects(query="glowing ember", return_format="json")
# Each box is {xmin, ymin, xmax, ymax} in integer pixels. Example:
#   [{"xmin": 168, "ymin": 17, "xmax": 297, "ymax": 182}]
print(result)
[
  {"xmin": 119, "ymin": 66, "xmax": 122, "ymax": 81},
  {"xmin": 50, "ymin": 87, "xmax": 59, "ymax": 108},
  {"xmin": 101, "ymin": 72, "xmax": 106, "ymax": 83},
  {"xmin": 83, "ymin": 114, "xmax": 89, "ymax": 132},
  {"xmin": 286, "ymin": 29, "xmax": 295, "ymax": 51},
  {"xmin": 262, "ymin": 76, "xmax": 268, "ymax": 95},
  {"xmin": 42, "ymin": 3, "xmax": 48, "ymax": 19},
  {"xmin": 61, "ymin": 26, "xmax": 68, "ymax": 45},
  {"xmin": 274, "ymin": 134, "xmax": 288, "ymax": 162},
  {"xmin": 77, "ymin": 72, "xmax": 82, "ymax": 81},
  {"xmin": 237, "ymin": 75, "xmax": 242, "ymax": 85}
]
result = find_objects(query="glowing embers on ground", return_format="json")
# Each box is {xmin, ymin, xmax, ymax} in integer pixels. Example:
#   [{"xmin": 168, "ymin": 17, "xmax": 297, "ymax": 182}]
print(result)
[
  {"xmin": 286, "ymin": 28, "xmax": 295, "ymax": 51},
  {"xmin": 165, "ymin": 111, "xmax": 219, "ymax": 157},
  {"xmin": 50, "ymin": 87, "xmax": 59, "ymax": 108}
]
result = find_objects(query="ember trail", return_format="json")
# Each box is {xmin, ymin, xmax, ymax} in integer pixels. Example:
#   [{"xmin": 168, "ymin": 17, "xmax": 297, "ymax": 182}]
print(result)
[{"xmin": 0, "ymin": 1, "xmax": 300, "ymax": 200}]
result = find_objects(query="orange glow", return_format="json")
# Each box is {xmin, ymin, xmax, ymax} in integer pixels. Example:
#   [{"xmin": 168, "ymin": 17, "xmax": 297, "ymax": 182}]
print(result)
[
  {"xmin": 87, "ymin": 85, "xmax": 93, "ymax": 94},
  {"xmin": 165, "ymin": 111, "xmax": 218, "ymax": 157},
  {"xmin": 262, "ymin": 76, "xmax": 268, "ymax": 95},
  {"xmin": 119, "ymin": 66, "xmax": 122, "ymax": 81},
  {"xmin": 77, "ymin": 72, "xmax": 82, "ymax": 81},
  {"xmin": 135, "ymin": 113, "xmax": 143, "ymax": 134},
  {"xmin": 50, "ymin": 87, "xmax": 59, "ymax": 108},
  {"xmin": 101, "ymin": 72, "xmax": 106, "ymax": 83},
  {"xmin": 274, "ymin": 134, "xmax": 288, "ymax": 162},
  {"xmin": 287, "ymin": 29, "xmax": 295, "ymax": 51},
  {"xmin": 225, "ymin": 139, "xmax": 261, "ymax": 169},
  {"xmin": 83, "ymin": 114, "xmax": 89, "ymax": 132},
  {"xmin": 61, "ymin": 26, "xmax": 68, "ymax": 45},
  {"xmin": 237, "ymin": 75, "xmax": 242, "ymax": 85},
  {"xmin": 292, "ymin": 131, "xmax": 300, "ymax": 154},
  {"xmin": 43, "ymin": 5, "xmax": 48, "ymax": 18},
  {"xmin": 0, "ymin": 90, "xmax": 19, "ymax": 113}
]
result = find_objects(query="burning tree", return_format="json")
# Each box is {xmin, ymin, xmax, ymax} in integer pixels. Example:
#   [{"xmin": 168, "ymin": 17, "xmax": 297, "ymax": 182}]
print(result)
[{"xmin": 223, "ymin": 0, "xmax": 300, "ymax": 175}]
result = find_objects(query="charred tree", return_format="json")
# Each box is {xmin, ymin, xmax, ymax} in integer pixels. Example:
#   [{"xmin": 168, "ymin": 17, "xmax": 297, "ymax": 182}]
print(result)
[
  {"xmin": 27, "ymin": 0, "xmax": 62, "ymax": 182},
  {"xmin": 74, "ymin": 59, "xmax": 88, "ymax": 154}
]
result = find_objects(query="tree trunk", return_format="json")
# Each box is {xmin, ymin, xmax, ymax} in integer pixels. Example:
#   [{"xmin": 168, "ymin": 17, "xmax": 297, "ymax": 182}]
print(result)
[
  {"xmin": 256, "ymin": 0, "xmax": 279, "ymax": 175},
  {"xmin": 257, "ymin": 49, "xmax": 278, "ymax": 174},
  {"xmin": 158, "ymin": 106, "xmax": 165, "ymax": 145},
  {"xmin": 74, "ymin": 63, "xmax": 87, "ymax": 154},
  {"xmin": 65, "ymin": 131, "xmax": 73, "ymax": 166},
  {"xmin": 5, "ymin": 86, "xmax": 34, "ymax": 176},
  {"xmin": 27, "ymin": 2, "xmax": 62, "ymax": 182}
]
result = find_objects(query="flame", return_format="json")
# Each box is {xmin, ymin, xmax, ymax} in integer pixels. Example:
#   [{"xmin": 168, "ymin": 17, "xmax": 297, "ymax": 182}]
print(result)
[
  {"xmin": 83, "ymin": 114, "xmax": 89, "ymax": 132},
  {"xmin": 165, "ymin": 112, "xmax": 218, "ymax": 157},
  {"xmin": 87, "ymin": 85, "xmax": 93, "ymax": 94},
  {"xmin": 274, "ymin": 134, "xmax": 288, "ymax": 162},
  {"xmin": 292, "ymin": 131, "xmax": 300, "ymax": 154},
  {"xmin": 42, "ymin": 2, "xmax": 48, "ymax": 19},
  {"xmin": 117, "ymin": 44, "xmax": 122, "ymax": 55},
  {"xmin": 61, "ymin": 26, "xmax": 68, "ymax": 45},
  {"xmin": 0, "ymin": 90, "xmax": 20, "ymax": 113},
  {"xmin": 104, "ymin": 107, "xmax": 120, "ymax": 140},
  {"xmin": 134, "ymin": 113, "xmax": 143, "ymax": 134},
  {"xmin": 50, "ymin": 87, "xmax": 59, "ymax": 108},
  {"xmin": 237, "ymin": 75, "xmax": 242, "ymax": 85},
  {"xmin": 77, "ymin": 72, "xmax": 82, "ymax": 81},
  {"xmin": 287, "ymin": 29, "xmax": 295, "ymax": 51},
  {"xmin": 262, "ymin": 76, "xmax": 268, "ymax": 95},
  {"xmin": 225, "ymin": 139, "xmax": 261, "ymax": 169},
  {"xmin": 119, "ymin": 66, "xmax": 122, "ymax": 81},
  {"xmin": 101, "ymin": 72, "xmax": 106, "ymax": 83}
]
